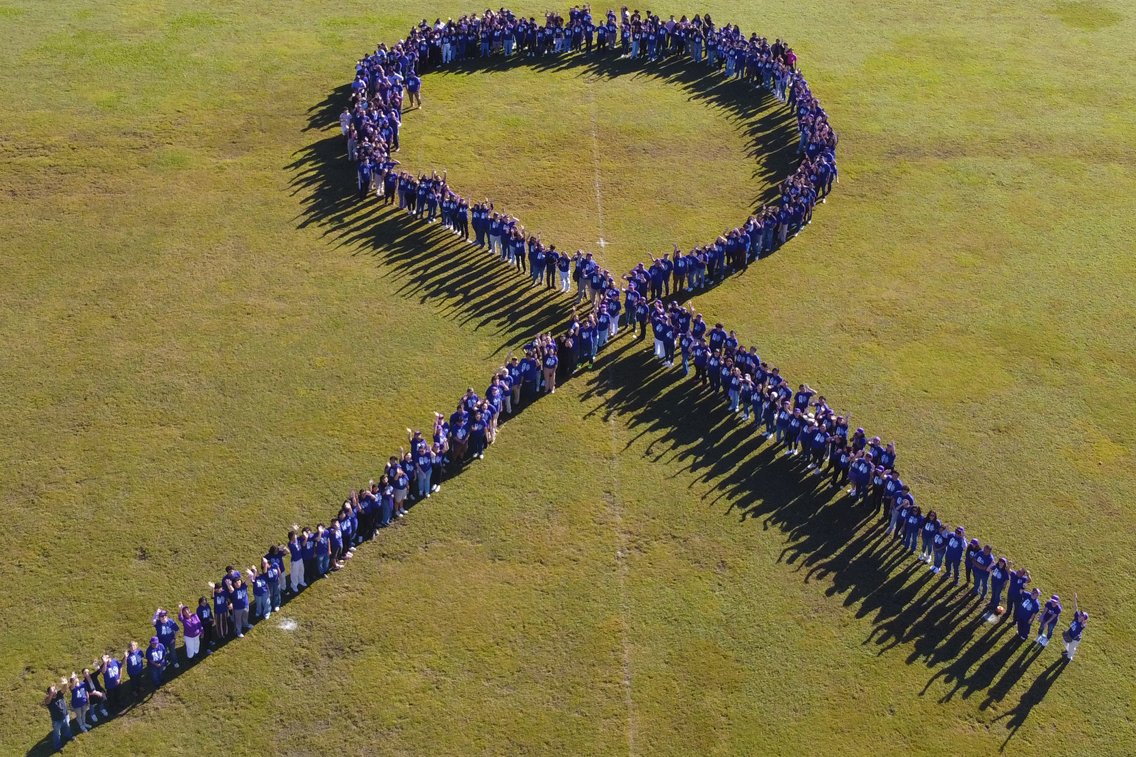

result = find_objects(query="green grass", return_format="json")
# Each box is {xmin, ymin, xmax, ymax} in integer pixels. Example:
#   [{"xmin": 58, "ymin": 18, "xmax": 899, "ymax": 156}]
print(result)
[{"xmin": 1, "ymin": 0, "xmax": 1135, "ymax": 755}]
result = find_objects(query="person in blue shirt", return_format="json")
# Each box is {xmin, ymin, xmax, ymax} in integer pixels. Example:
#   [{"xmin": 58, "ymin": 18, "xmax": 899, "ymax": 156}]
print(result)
[
  {"xmin": 250, "ymin": 566, "xmax": 271, "ymax": 621},
  {"xmin": 152, "ymin": 608, "xmax": 180, "ymax": 670},
  {"xmin": 96, "ymin": 653, "xmax": 123, "ymax": 715},
  {"xmin": 919, "ymin": 510, "xmax": 939, "ymax": 562},
  {"xmin": 469, "ymin": 410, "xmax": 487, "ymax": 459},
  {"xmin": 930, "ymin": 523, "xmax": 949, "ymax": 574},
  {"xmin": 145, "ymin": 637, "xmax": 167, "ymax": 686},
  {"xmin": 125, "ymin": 641, "xmax": 145, "ymax": 698},
  {"xmin": 987, "ymin": 557, "xmax": 1011, "ymax": 615},
  {"xmin": 971, "ymin": 544, "xmax": 995, "ymax": 600},
  {"xmin": 1062, "ymin": 595, "xmax": 1087, "ymax": 660},
  {"xmin": 943, "ymin": 527, "xmax": 966, "ymax": 585},
  {"xmin": 405, "ymin": 73, "xmax": 421, "ymax": 108},
  {"xmin": 229, "ymin": 577, "xmax": 251, "ymax": 637},
  {"xmin": 785, "ymin": 409, "xmax": 804, "ymax": 456},
  {"xmin": 1014, "ymin": 588, "xmax": 1042, "ymax": 642},
  {"xmin": 1036, "ymin": 595, "xmax": 1062, "ymax": 646},
  {"xmin": 902, "ymin": 505, "xmax": 923, "ymax": 554},
  {"xmin": 196, "ymin": 595, "xmax": 215, "ymax": 652},
  {"xmin": 542, "ymin": 348, "xmax": 559, "ymax": 393}
]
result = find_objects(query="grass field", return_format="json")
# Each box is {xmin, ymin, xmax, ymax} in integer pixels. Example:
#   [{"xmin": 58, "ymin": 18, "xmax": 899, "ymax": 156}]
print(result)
[{"xmin": 2, "ymin": 0, "xmax": 1135, "ymax": 755}]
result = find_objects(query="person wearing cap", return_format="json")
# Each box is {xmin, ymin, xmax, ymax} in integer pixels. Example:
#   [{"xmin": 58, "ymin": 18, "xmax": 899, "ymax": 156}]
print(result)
[
  {"xmin": 963, "ymin": 538, "xmax": 982, "ymax": 588},
  {"xmin": 1036, "ymin": 595, "xmax": 1062, "ymax": 646},
  {"xmin": 944, "ymin": 527, "xmax": 966, "ymax": 585},
  {"xmin": 1014, "ymin": 587, "xmax": 1042, "ymax": 641},
  {"xmin": 145, "ymin": 636, "xmax": 168, "ymax": 686},
  {"xmin": 1062, "ymin": 594, "xmax": 1087, "ymax": 660},
  {"xmin": 970, "ymin": 544, "xmax": 994, "ymax": 600},
  {"xmin": 152, "ymin": 607, "xmax": 180, "ymax": 669}
]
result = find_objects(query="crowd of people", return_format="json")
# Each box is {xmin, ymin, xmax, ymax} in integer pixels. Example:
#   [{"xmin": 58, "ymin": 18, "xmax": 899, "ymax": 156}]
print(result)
[{"xmin": 40, "ymin": 6, "xmax": 1086, "ymax": 750}]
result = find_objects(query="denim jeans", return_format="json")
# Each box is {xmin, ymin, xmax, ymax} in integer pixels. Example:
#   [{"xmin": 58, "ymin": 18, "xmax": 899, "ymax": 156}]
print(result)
[
  {"xmin": 933, "ymin": 550, "xmax": 945, "ymax": 569},
  {"xmin": 989, "ymin": 582, "xmax": 1005, "ymax": 609},
  {"xmin": 269, "ymin": 581, "xmax": 281, "ymax": 609},
  {"xmin": 974, "ymin": 571, "xmax": 989, "ymax": 599},
  {"xmin": 52, "ymin": 716, "xmax": 72, "ymax": 750},
  {"xmin": 317, "ymin": 552, "xmax": 330, "ymax": 575},
  {"xmin": 920, "ymin": 534, "xmax": 934, "ymax": 558},
  {"xmin": 903, "ymin": 528, "xmax": 919, "ymax": 553},
  {"xmin": 417, "ymin": 470, "xmax": 430, "ymax": 498},
  {"xmin": 728, "ymin": 389, "xmax": 739, "ymax": 411},
  {"xmin": 255, "ymin": 592, "xmax": 270, "ymax": 619},
  {"xmin": 945, "ymin": 557, "xmax": 961, "ymax": 582}
]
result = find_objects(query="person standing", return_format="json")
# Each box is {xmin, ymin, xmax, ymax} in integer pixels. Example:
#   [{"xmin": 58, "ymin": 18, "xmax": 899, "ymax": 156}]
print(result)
[
  {"xmin": 98, "ymin": 653, "xmax": 123, "ymax": 714},
  {"xmin": 235, "ymin": 577, "xmax": 253, "ymax": 635},
  {"xmin": 145, "ymin": 636, "xmax": 167, "ymax": 686},
  {"xmin": 988, "ymin": 557, "xmax": 1011, "ymax": 616},
  {"xmin": 43, "ymin": 683, "xmax": 72, "ymax": 751},
  {"xmin": 179, "ymin": 603, "xmax": 204, "ymax": 660},
  {"xmin": 971, "ymin": 544, "xmax": 994, "ymax": 601},
  {"xmin": 211, "ymin": 582, "xmax": 231, "ymax": 640},
  {"xmin": 125, "ymin": 641, "xmax": 145, "ymax": 698},
  {"xmin": 944, "ymin": 527, "xmax": 966, "ymax": 586},
  {"xmin": 67, "ymin": 673, "xmax": 92, "ymax": 733},
  {"xmin": 1062, "ymin": 594, "xmax": 1087, "ymax": 661},
  {"xmin": 1036, "ymin": 595, "xmax": 1062, "ymax": 646},
  {"xmin": 288, "ymin": 529, "xmax": 306, "ymax": 593},
  {"xmin": 196, "ymin": 596, "xmax": 215, "ymax": 653},
  {"xmin": 1014, "ymin": 588, "xmax": 1042, "ymax": 642},
  {"xmin": 152, "ymin": 608, "xmax": 180, "ymax": 669}
]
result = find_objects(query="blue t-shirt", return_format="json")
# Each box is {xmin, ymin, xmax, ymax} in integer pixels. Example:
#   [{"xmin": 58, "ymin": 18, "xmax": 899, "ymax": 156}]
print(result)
[
  {"xmin": 104, "ymin": 659, "xmax": 122, "ymax": 688},
  {"xmin": 146, "ymin": 644, "xmax": 166, "ymax": 667}
]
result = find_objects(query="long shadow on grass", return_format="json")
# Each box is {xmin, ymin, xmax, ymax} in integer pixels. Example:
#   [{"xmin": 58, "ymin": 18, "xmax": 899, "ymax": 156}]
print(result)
[
  {"xmin": 566, "ymin": 331, "xmax": 1060, "ymax": 720},
  {"xmin": 286, "ymin": 51, "xmax": 799, "ymax": 353}
]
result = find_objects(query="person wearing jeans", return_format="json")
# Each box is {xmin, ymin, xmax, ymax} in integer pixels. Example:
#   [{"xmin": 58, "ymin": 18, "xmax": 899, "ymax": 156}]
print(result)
[
  {"xmin": 971, "ymin": 545, "xmax": 994, "ymax": 600},
  {"xmin": 943, "ymin": 527, "xmax": 966, "ymax": 585},
  {"xmin": 152, "ymin": 608, "xmax": 180, "ymax": 670},
  {"xmin": 1036, "ymin": 595, "xmax": 1062, "ymax": 645},
  {"xmin": 44, "ymin": 684, "xmax": 72, "ymax": 750}
]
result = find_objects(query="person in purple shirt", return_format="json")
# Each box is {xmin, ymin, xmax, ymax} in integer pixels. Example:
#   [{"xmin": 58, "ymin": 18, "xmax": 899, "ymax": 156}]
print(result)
[{"xmin": 178, "ymin": 603, "xmax": 204, "ymax": 660}]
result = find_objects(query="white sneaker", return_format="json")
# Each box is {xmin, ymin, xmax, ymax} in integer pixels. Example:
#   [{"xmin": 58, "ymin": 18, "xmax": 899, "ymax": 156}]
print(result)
[
  {"xmin": 237, "ymin": 633, "xmax": 245, "ymax": 638},
  {"xmin": 806, "ymin": 463, "xmax": 815, "ymax": 470},
  {"xmin": 432, "ymin": 485, "xmax": 440, "ymax": 492}
]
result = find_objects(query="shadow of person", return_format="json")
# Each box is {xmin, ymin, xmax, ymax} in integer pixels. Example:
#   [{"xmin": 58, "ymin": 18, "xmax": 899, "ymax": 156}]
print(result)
[{"xmin": 991, "ymin": 657, "xmax": 1068, "ymax": 751}]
